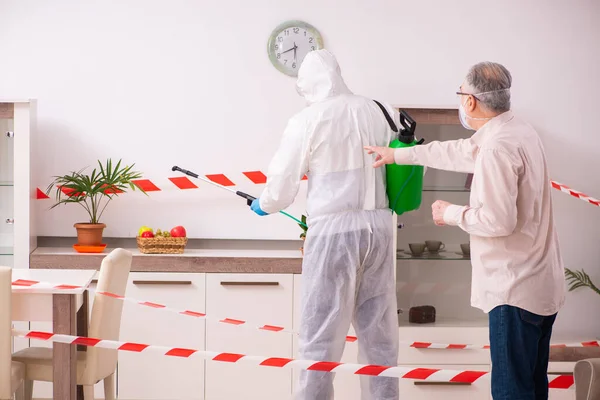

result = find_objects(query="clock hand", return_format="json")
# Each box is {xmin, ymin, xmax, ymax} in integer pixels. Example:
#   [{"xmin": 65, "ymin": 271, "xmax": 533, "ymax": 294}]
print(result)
[
  {"xmin": 281, "ymin": 47, "xmax": 295, "ymax": 55},
  {"xmin": 293, "ymin": 42, "xmax": 297, "ymax": 61}
]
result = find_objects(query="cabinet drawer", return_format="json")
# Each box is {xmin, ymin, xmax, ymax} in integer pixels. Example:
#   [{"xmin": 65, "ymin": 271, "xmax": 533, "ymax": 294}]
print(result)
[
  {"xmin": 205, "ymin": 273, "xmax": 294, "ymax": 400},
  {"xmin": 206, "ymin": 273, "xmax": 293, "ymax": 328},
  {"xmin": 118, "ymin": 273, "xmax": 206, "ymax": 400},
  {"xmin": 398, "ymin": 326, "xmax": 490, "ymax": 365}
]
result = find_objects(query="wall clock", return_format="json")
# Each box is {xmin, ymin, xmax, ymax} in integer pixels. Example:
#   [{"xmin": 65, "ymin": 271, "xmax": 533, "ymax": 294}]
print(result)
[{"xmin": 267, "ymin": 20, "xmax": 324, "ymax": 77}]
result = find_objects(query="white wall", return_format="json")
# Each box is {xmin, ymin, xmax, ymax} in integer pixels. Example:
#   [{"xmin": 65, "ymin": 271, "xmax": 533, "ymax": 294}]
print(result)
[{"xmin": 0, "ymin": 0, "xmax": 599, "ymax": 336}]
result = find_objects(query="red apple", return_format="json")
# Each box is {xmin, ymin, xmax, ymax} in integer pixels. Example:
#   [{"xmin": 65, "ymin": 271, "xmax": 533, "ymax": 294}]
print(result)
[
  {"xmin": 170, "ymin": 226, "xmax": 186, "ymax": 238},
  {"xmin": 141, "ymin": 230, "xmax": 154, "ymax": 238}
]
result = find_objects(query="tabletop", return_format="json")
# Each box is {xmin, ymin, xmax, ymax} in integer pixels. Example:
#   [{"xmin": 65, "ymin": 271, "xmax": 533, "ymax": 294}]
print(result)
[{"xmin": 11, "ymin": 268, "xmax": 96, "ymax": 294}]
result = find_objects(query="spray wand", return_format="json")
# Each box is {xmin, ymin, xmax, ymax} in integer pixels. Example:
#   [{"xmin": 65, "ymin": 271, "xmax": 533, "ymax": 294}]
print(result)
[{"xmin": 172, "ymin": 166, "xmax": 307, "ymax": 228}]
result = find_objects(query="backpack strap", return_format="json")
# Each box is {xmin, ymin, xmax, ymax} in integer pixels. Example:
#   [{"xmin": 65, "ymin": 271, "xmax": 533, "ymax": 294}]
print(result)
[{"xmin": 373, "ymin": 100, "xmax": 398, "ymax": 133}]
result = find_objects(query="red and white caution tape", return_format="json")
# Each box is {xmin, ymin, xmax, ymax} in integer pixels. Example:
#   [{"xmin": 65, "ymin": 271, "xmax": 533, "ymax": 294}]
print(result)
[
  {"xmin": 12, "ymin": 279, "xmax": 598, "ymax": 350},
  {"xmin": 94, "ymin": 288, "xmax": 360, "ymax": 343},
  {"xmin": 551, "ymin": 181, "xmax": 600, "ymax": 207},
  {"xmin": 34, "ymin": 173, "xmax": 600, "ymax": 209},
  {"xmin": 410, "ymin": 340, "xmax": 600, "ymax": 350},
  {"xmin": 411, "ymin": 342, "xmax": 491, "ymax": 350},
  {"xmin": 12, "ymin": 330, "xmax": 575, "ymax": 389},
  {"xmin": 11, "ymin": 279, "xmax": 82, "ymax": 290},
  {"xmin": 11, "ymin": 279, "xmax": 356, "ymax": 341},
  {"xmin": 550, "ymin": 341, "xmax": 600, "ymax": 348},
  {"xmin": 35, "ymin": 171, "xmax": 307, "ymax": 199}
]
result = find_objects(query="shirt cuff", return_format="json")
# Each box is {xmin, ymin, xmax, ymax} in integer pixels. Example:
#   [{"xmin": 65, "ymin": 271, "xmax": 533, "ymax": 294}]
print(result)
[
  {"xmin": 394, "ymin": 147, "xmax": 415, "ymax": 165},
  {"xmin": 443, "ymin": 204, "xmax": 465, "ymax": 226}
]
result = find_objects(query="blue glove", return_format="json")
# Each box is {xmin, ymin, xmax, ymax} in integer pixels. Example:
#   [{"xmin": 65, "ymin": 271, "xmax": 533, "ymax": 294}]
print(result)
[{"xmin": 251, "ymin": 198, "xmax": 269, "ymax": 216}]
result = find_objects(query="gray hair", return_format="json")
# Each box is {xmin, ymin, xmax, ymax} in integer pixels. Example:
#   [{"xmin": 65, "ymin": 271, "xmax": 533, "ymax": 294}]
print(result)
[{"xmin": 465, "ymin": 62, "xmax": 512, "ymax": 113}]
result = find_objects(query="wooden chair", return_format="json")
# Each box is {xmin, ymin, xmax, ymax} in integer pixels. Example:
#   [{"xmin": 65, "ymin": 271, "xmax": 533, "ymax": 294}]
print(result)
[
  {"xmin": 13, "ymin": 248, "xmax": 132, "ymax": 400},
  {"xmin": 574, "ymin": 358, "xmax": 600, "ymax": 400}
]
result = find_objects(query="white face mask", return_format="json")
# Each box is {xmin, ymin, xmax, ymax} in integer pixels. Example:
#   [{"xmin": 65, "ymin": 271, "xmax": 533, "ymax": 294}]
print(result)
[
  {"xmin": 458, "ymin": 88, "xmax": 510, "ymax": 131},
  {"xmin": 458, "ymin": 99, "xmax": 475, "ymax": 131}
]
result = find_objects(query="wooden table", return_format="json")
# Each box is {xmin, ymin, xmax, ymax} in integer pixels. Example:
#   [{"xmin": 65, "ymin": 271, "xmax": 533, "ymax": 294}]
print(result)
[{"xmin": 12, "ymin": 269, "xmax": 95, "ymax": 400}]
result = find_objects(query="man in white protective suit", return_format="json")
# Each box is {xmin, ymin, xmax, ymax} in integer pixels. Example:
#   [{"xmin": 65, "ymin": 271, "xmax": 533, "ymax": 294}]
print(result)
[{"xmin": 250, "ymin": 49, "xmax": 400, "ymax": 400}]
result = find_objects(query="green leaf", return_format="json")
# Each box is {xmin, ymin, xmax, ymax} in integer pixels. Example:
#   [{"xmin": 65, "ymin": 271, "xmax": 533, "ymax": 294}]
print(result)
[
  {"xmin": 46, "ymin": 159, "xmax": 146, "ymax": 223},
  {"xmin": 564, "ymin": 268, "xmax": 600, "ymax": 295}
]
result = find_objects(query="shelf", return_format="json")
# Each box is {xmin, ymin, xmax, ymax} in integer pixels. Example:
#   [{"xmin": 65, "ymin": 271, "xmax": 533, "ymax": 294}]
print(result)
[
  {"xmin": 0, "ymin": 181, "xmax": 14, "ymax": 187},
  {"xmin": 423, "ymin": 186, "xmax": 470, "ymax": 193},
  {"xmin": 0, "ymin": 247, "xmax": 13, "ymax": 256},
  {"xmin": 397, "ymin": 249, "xmax": 470, "ymax": 261},
  {"xmin": 398, "ymin": 316, "xmax": 488, "ymax": 328}
]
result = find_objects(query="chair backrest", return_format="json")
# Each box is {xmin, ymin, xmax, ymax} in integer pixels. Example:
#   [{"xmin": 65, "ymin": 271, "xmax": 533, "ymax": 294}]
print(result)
[
  {"xmin": 0, "ymin": 266, "xmax": 12, "ymax": 398},
  {"xmin": 81, "ymin": 248, "xmax": 132, "ymax": 383},
  {"xmin": 574, "ymin": 358, "xmax": 600, "ymax": 400}
]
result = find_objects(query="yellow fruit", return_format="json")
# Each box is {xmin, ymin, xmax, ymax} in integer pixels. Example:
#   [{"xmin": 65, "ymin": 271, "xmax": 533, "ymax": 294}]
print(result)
[{"xmin": 138, "ymin": 226, "xmax": 152, "ymax": 236}]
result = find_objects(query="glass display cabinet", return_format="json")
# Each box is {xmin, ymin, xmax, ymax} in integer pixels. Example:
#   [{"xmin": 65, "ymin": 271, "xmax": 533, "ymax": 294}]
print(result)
[
  {"xmin": 1, "ymin": 101, "xmax": 36, "ymax": 357},
  {"xmin": 0, "ymin": 100, "xmax": 35, "ymax": 270},
  {"xmin": 395, "ymin": 109, "xmax": 487, "ymax": 328},
  {"xmin": 0, "ymin": 114, "xmax": 14, "ymax": 265}
]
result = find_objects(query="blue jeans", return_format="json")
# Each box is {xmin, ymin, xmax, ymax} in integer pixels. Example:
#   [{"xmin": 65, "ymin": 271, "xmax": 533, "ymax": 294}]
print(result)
[{"xmin": 489, "ymin": 305, "xmax": 557, "ymax": 400}]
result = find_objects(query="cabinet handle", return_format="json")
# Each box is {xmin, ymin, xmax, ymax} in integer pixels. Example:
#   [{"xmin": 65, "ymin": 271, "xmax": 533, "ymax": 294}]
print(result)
[
  {"xmin": 220, "ymin": 281, "xmax": 279, "ymax": 287},
  {"xmin": 5, "ymin": 131, "xmax": 14, "ymax": 138},
  {"xmin": 5, "ymin": 218, "xmax": 14, "ymax": 224},
  {"xmin": 133, "ymin": 280, "xmax": 193, "ymax": 285},
  {"xmin": 414, "ymin": 382, "xmax": 471, "ymax": 386}
]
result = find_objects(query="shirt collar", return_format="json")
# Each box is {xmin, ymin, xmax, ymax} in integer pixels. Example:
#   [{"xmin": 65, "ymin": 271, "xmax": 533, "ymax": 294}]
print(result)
[{"xmin": 471, "ymin": 110, "xmax": 514, "ymax": 145}]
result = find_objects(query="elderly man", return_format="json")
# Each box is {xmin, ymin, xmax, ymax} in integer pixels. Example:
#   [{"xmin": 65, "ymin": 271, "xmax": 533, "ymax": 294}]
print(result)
[{"xmin": 366, "ymin": 62, "xmax": 565, "ymax": 400}]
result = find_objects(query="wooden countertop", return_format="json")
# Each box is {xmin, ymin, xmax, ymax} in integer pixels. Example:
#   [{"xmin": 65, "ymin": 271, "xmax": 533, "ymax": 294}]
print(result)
[{"xmin": 30, "ymin": 247, "xmax": 303, "ymax": 274}]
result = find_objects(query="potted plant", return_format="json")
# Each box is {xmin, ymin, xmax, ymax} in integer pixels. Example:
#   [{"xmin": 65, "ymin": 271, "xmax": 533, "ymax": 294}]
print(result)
[
  {"xmin": 299, "ymin": 215, "xmax": 308, "ymax": 255},
  {"xmin": 565, "ymin": 268, "xmax": 600, "ymax": 296},
  {"xmin": 46, "ymin": 159, "xmax": 145, "ymax": 246}
]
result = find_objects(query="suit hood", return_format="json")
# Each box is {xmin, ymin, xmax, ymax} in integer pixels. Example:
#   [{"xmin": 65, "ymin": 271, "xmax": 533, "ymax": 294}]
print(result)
[{"xmin": 296, "ymin": 49, "xmax": 352, "ymax": 104}]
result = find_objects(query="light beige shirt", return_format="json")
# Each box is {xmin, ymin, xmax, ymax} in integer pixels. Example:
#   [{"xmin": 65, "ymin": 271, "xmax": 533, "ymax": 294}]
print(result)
[{"xmin": 394, "ymin": 111, "xmax": 565, "ymax": 315}]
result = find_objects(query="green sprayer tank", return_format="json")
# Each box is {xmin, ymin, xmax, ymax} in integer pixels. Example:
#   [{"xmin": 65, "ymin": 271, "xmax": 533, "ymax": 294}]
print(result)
[{"xmin": 374, "ymin": 102, "xmax": 425, "ymax": 215}]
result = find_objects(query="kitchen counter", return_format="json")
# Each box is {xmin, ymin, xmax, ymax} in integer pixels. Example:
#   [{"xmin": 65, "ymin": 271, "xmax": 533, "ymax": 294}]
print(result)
[{"xmin": 30, "ymin": 247, "xmax": 303, "ymax": 274}]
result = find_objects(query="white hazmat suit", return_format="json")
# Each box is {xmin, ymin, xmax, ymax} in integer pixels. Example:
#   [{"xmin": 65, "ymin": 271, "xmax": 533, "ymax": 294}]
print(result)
[{"xmin": 259, "ymin": 49, "xmax": 399, "ymax": 400}]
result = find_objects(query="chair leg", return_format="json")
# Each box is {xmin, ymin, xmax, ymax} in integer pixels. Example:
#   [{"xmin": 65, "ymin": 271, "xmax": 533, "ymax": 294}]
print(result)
[
  {"xmin": 22, "ymin": 380, "xmax": 33, "ymax": 400},
  {"xmin": 83, "ymin": 385, "xmax": 95, "ymax": 400},
  {"xmin": 103, "ymin": 372, "xmax": 116, "ymax": 400}
]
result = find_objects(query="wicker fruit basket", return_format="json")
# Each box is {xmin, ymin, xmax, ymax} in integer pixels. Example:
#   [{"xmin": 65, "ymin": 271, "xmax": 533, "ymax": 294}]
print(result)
[{"xmin": 136, "ymin": 236, "xmax": 188, "ymax": 254}]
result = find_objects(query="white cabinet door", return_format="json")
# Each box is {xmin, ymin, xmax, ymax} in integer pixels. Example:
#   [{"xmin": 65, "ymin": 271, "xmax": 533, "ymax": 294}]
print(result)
[
  {"xmin": 205, "ymin": 273, "xmax": 294, "ymax": 400},
  {"xmin": 118, "ymin": 273, "xmax": 206, "ymax": 400}
]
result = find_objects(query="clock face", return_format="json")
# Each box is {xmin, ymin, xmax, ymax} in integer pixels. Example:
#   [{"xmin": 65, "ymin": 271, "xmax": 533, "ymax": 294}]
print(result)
[{"xmin": 267, "ymin": 21, "xmax": 324, "ymax": 77}]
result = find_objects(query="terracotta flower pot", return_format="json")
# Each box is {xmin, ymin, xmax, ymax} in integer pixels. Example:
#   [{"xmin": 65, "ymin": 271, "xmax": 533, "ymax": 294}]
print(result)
[{"xmin": 74, "ymin": 223, "xmax": 106, "ymax": 246}]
